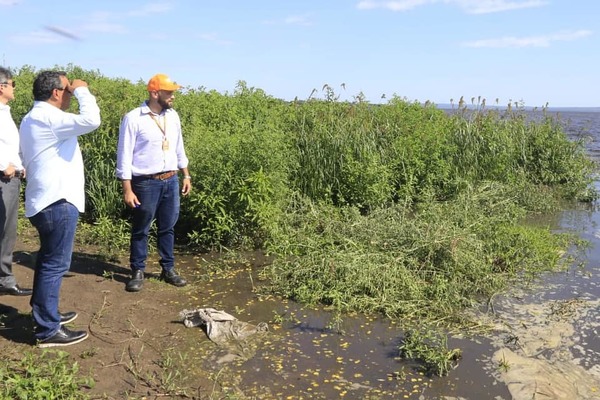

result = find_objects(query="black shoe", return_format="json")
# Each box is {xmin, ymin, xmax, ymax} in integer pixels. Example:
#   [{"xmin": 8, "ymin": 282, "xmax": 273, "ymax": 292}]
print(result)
[
  {"xmin": 126, "ymin": 269, "xmax": 144, "ymax": 292},
  {"xmin": 159, "ymin": 269, "xmax": 187, "ymax": 287},
  {"xmin": 0, "ymin": 284, "xmax": 32, "ymax": 296},
  {"xmin": 38, "ymin": 326, "xmax": 88, "ymax": 348},
  {"xmin": 60, "ymin": 311, "xmax": 78, "ymax": 325}
]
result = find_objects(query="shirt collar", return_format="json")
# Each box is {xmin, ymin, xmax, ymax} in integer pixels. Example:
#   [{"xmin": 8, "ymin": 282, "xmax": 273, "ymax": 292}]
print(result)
[
  {"xmin": 141, "ymin": 101, "xmax": 172, "ymax": 116},
  {"xmin": 33, "ymin": 101, "xmax": 62, "ymax": 111}
]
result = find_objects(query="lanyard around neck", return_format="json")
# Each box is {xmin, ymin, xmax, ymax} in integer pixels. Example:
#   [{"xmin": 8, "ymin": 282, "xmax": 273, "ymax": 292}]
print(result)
[{"xmin": 149, "ymin": 113, "xmax": 167, "ymax": 137}]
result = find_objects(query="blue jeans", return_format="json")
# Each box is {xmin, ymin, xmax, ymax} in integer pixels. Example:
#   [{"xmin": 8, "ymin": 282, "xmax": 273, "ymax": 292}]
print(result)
[
  {"xmin": 130, "ymin": 175, "xmax": 180, "ymax": 272},
  {"xmin": 29, "ymin": 200, "xmax": 79, "ymax": 340}
]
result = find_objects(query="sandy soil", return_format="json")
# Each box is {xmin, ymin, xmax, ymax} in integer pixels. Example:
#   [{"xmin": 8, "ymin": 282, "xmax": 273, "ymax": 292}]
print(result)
[{"xmin": 480, "ymin": 294, "xmax": 600, "ymax": 400}]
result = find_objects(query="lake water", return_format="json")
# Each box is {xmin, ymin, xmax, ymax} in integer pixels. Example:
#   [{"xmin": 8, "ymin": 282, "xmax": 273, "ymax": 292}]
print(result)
[
  {"xmin": 422, "ymin": 109, "xmax": 600, "ymax": 399},
  {"xmin": 556, "ymin": 110, "xmax": 600, "ymax": 161}
]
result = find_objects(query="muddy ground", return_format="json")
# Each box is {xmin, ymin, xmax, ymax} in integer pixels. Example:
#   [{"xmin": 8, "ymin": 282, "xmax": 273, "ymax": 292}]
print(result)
[
  {"xmin": 3, "ymin": 230, "xmax": 429, "ymax": 399},
  {"xmin": 2, "ymin": 222, "xmax": 600, "ymax": 399}
]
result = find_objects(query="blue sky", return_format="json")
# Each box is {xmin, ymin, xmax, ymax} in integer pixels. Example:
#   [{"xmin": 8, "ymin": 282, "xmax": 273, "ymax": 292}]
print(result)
[{"xmin": 1, "ymin": 1, "xmax": 598, "ymax": 107}]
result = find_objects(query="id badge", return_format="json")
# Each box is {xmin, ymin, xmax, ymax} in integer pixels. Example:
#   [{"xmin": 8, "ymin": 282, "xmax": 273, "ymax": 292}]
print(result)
[{"xmin": 162, "ymin": 140, "xmax": 170, "ymax": 151}]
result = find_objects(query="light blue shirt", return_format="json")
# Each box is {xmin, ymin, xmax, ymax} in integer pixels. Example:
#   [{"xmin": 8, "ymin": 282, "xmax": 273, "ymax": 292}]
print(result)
[
  {"xmin": 116, "ymin": 102, "xmax": 189, "ymax": 180},
  {"xmin": 19, "ymin": 87, "xmax": 101, "ymax": 217}
]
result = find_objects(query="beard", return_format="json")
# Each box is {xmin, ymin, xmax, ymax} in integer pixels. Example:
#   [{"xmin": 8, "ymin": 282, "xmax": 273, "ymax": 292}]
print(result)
[{"xmin": 158, "ymin": 97, "xmax": 172, "ymax": 110}]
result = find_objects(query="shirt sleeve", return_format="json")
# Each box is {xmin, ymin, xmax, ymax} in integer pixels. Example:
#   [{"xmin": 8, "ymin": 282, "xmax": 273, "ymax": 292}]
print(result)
[
  {"xmin": 116, "ymin": 113, "xmax": 135, "ymax": 180},
  {"xmin": 174, "ymin": 113, "xmax": 189, "ymax": 169},
  {"xmin": 52, "ymin": 87, "xmax": 101, "ymax": 139},
  {"xmin": 0, "ymin": 137, "xmax": 8, "ymax": 170}
]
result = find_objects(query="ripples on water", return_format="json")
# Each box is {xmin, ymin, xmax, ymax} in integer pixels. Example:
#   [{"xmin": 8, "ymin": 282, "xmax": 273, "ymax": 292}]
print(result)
[
  {"xmin": 445, "ymin": 107, "xmax": 600, "ymax": 161},
  {"xmin": 553, "ymin": 110, "xmax": 600, "ymax": 161}
]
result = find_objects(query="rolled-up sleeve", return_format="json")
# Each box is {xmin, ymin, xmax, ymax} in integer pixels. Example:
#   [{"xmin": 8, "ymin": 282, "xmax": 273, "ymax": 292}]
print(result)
[
  {"xmin": 52, "ymin": 87, "xmax": 101, "ymax": 139},
  {"xmin": 173, "ymin": 113, "xmax": 189, "ymax": 169},
  {"xmin": 116, "ymin": 114, "xmax": 135, "ymax": 180}
]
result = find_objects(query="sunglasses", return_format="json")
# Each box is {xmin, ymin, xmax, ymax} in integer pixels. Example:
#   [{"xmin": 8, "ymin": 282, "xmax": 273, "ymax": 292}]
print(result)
[
  {"xmin": 0, "ymin": 81, "xmax": 15, "ymax": 88},
  {"xmin": 55, "ymin": 87, "xmax": 72, "ymax": 94}
]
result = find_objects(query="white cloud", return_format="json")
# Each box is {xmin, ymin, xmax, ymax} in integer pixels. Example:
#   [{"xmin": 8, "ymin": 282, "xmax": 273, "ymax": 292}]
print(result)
[
  {"xmin": 0, "ymin": 0, "xmax": 20, "ymax": 5},
  {"xmin": 82, "ymin": 12, "xmax": 128, "ymax": 34},
  {"xmin": 262, "ymin": 14, "xmax": 313, "ymax": 26},
  {"xmin": 357, "ymin": 0, "xmax": 434, "ymax": 11},
  {"xmin": 128, "ymin": 2, "xmax": 173, "ymax": 17},
  {"xmin": 10, "ymin": 30, "xmax": 61, "ymax": 45},
  {"xmin": 457, "ymin": 0, "xmax": 549, "ymax": 14},
  {"xmin": 284, "ymin": 15, "xmax": 313, "ymax": 26},
  {"xmin": 463, "ymin": 29, "xmax": 593, "ymax": 48},
  {"xmin": 84, "ymin": 22, "xmax": 128, "ymax": 34},
  {"xmin": 356, "ymin": 0, "xmax": 548, "ymax": 14},
  {"xmin": 197, "ymin": 33, "xmax": 233, "ymax": 46}
]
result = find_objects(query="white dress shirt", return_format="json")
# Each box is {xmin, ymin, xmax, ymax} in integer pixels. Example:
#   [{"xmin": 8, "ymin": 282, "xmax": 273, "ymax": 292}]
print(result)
[
  {"xmin": 19, "ymin": 87, "xmax": 101, "ymax": 217},
  {"xmin": 116, "ymin": 101, "xmax": 189, "ymax": 180},
  {"xmin": 0, "ymin": 103, "xmax": 24, "ymax": 172}
]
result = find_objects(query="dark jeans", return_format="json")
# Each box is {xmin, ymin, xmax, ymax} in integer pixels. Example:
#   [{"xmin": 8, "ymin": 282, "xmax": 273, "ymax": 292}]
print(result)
[
  {"xmin": 130, "ymin": 174, "xmax": 180, "ymax": 272},
  {"xmin": 29, "ymin": 200, "xmax": 79, "ymax": 340}
]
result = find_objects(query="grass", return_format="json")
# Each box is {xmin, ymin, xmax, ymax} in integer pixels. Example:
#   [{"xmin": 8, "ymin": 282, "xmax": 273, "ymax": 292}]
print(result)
[
  {"xmin": 262, "ymin": 183, "xmax": 577, "ymax": 323},
  {"xmin": 0, "ymin": 350, "xmax": 94, "ymax": 399}
]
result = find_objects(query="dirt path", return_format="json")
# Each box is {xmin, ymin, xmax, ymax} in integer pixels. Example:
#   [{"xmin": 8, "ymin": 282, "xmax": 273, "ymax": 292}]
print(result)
[
  {"xmin": 1, "ymin": 233, "xmax": 433, "ymax": 399},
  {"xmin": 1, "ymin": 236, "xmax": 225, "ymax": 399}
]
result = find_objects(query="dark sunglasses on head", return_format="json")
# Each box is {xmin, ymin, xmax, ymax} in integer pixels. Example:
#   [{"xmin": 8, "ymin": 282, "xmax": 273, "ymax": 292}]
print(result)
[{"xmin": 0, "ymin": 81, "xmax": 15, "ymax": 88}]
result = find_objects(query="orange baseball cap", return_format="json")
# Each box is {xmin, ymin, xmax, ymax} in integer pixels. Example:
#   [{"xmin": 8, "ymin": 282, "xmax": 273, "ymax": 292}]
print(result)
[{"xmin": 147, "ymin": 74, "xmax": 182, "ymax": 92}]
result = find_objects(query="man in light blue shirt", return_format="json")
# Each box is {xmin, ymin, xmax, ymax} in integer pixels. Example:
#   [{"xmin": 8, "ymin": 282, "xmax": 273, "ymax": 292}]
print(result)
[
  {"xmin": 20, "ymin": 70, "xmax": 101, "ymax": 347},
  {"xmin": 116, "ymin": 73, "xmax": 191, "ymax": 292}
]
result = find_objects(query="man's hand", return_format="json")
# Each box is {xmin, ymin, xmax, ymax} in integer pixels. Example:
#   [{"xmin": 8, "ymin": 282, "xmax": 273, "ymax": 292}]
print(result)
[
  {"xmin": 121, "ymin": 180, "xmax": 141, "ymax": 208},
  {"xmin": 68, "ymin": 79, "xmax": 88, "ymax": 93},
  {"xmin": 124, "ymin": 190, "xmax": 141, "ymax": 209},
  {"xmin": 181, "ymin": 179, "xmax": 192, "ymax": 196},
  {"xmin": 2, "ymin": 164, "xmax": 16, "ymax": 178}
]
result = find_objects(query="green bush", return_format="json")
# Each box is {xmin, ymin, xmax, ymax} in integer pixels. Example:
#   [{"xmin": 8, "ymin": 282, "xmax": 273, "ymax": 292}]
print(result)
[
  {"xmin": 12, "ymin": 65, "xmax": 595, "ymax": 251},
  {"xmin": 10, "ymin": 65, "xmax": 596, "ymax": 325}
]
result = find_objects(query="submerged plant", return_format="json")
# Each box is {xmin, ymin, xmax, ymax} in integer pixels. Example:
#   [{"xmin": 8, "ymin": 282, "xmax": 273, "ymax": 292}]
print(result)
[{"xmin": 398, "ymin": 328, "xmax": 462, "ymax": 377}]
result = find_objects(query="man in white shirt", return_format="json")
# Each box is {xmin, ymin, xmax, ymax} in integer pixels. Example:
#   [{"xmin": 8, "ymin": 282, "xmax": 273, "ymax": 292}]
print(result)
[
  {"xmin": 0, "ymin": 67, "xmax": 32, "ymax": 297},
  {"xmin": 20, "ymin": 70, "xmax": 101, "ymax": 347},
  {"xmin": 116, "ymin": 73, "xmax": 191, "ymax": 292}
]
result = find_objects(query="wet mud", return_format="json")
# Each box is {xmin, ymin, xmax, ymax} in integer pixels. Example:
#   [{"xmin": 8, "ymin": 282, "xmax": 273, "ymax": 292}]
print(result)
[{"xmin": 184, "ymin": 194, "xmax": 600, "ymax": 398}]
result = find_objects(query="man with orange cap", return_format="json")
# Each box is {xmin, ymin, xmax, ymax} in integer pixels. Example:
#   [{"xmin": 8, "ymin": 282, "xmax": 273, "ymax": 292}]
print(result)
[{"xmin": 116, "ymin": 74, "xmax": 192, "ymax": 292}]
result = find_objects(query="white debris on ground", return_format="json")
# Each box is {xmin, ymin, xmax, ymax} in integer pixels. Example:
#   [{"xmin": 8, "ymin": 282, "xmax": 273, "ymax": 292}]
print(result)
[
  {"xmin": 180, "ymin": 307, "xmax": 269, "ymax": 344},
  {"xmin": 477, "ymin": 295, "xmax": 600, "ymax": 400},
  {"xmin": 180, "ymin": 308, "xmax": 269, "ymax": 363}
]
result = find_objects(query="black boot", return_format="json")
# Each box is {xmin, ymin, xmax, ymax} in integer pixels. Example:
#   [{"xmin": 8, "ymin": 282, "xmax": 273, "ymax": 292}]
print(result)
[
  {"xmin": 160, "ymin": 269, "xmax": 187, "ymax": 287},
  {"xmin": 126, "ymin": 269, "xmax": 144, "ymax": 292}
]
